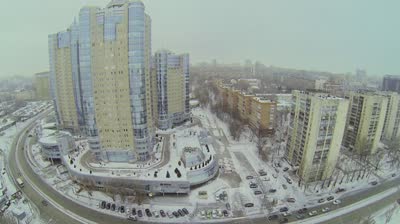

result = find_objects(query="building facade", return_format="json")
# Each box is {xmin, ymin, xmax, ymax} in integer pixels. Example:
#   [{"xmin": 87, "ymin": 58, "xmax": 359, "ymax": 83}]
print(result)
[
  {"xmin": 153, "ymin": 50, "xmax": 190, "ymax": 130},
  {"xmin": 343, "ymin": 92, "xmax": 388, "ymax": 154},
  {"xmin": 382, "ymin": 75, "xmax": 400, "ymax": 93},
  {"xmin": 381, "ymin": 92, "xmax": 400, "ymax": 141},
  {"xmin": 34, "ymin": 71, "xmax": 51, "ymax": 100},
  {"xmin": 285, "ymin": 91, "xmax": 349, "ymax": 183}
]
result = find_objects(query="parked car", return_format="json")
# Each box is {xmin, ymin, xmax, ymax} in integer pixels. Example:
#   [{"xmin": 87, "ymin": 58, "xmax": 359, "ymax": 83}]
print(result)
[
  {"xmin": 308, "ymin": 210, "xmax": 318, "ymax": 216},
  {"xmin": 286, "ymin": 178, "xmax": 292, "ymax": 184},
  {"xmin": 178, "ymin": 209, "xmax": 185, "ymax": 216},
  {"xmin": 172, "ymin": 211, "xmax": 179, "ymax": 218},
  {"xmin": 280, "ymin": 207, "xmax": 288, "ymax": 212},
  {"xmin": 254, "ymin": 190, "xmax": 263, "ymax": 195},
  {"xmin": 131, "ymin": 208, "xmax": 136, "ymax": 216},
  {"xmin": 226, "ymin": 203, "xmax": 231, "ymax": 210},
  {"xmin": 137, "ymin": 210, "xmax": 143, "ymax": 217},
  {"xmin": 244, "ymin": 203, "xmax": 254, "ymax": 207},
  {"xmin": 262, "ymin": 177, "xmax": 270, "ymax": 181},
  {"xmin": 42, "ymin": 200, "xmax": 48, "ymax": 206},
  {"xmin": 120, "ymin": 206, "xmax": 125, "ymax": 213},
  {"xmin": 167, "ymin": 211, "xmax": 174, "ymax": 218},
  {"xmin": 269, "ymin": 189, "xmax": 277, "ymax": 193},
  {"xmin": 100, "ymin": 201, "xmax": 106, "ymax": 209},
  {"xmin": 287, "ymin": 198, "xmax": 296, "ymax": 203},
  {"xmin": 250, "ymin": 183, "xmax": 258, "ymax": 188},
  {"xmin": 322, "ymin": 207, "xmax": 330, "ymax": 213},
  {"xmin": 145, "ymin": 208, "xmax": 152, "ymax": 217},
  {"xmin": 335, "ymin": 188, "xmax": 346, "ymax": 193},
  {"xmin": 327, "ymin": 196, "xmax": 334, "ymax": 201},
  {"xmin": 223, "ymin": 210, "xmax": 229, "ymax": 217},
  {"xmin": 246, "ymin": 175, "xmax": 254, "ymax": 179},
  {"xmin": 296, "ymin": 214, "xmax": 305, "ymax": 219},
  {"xmin": 283, "ymin": 167, "xmax": 289, "ymax": 172},
  {"xmin": 182, "ymin": 208, "xmax": 189, "ymax": 215},
  {"xmin": 282, "ymin": 184, "xmax": 287, "ymax": 190},
  {"xmin": 106, "ymin": 203, "xmax": 111, "ymax": 210},
  {"xmin": 111, "ymin": 204, "xmax": 116, "ymax": 211},
  {"xmin": 153, "ymin": 211, "xmax": 159, "ymax": 218},
  {"xmin": 318, "ymin": 198, "xmax": 325, "ymax": 203},
  {"xmin": 160, "ymin": 210, "xmax": 166, "ymax": 217},
  {"xmin": 333, "ymin": 199, "xmax": 341, "ymax": 205},
  {"xmin": 273, "ymin": 173, "xmax": 278, "ymax": 178},
  {"xmin": 127, "ymin": 215, "xmax": 137, "ymax": 221}
]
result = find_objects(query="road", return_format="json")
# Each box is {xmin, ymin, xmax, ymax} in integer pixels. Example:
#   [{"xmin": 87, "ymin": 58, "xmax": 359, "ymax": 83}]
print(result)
[{"xmin": 7, "ymin": 109, "xmax": 400, "ymax": 224}]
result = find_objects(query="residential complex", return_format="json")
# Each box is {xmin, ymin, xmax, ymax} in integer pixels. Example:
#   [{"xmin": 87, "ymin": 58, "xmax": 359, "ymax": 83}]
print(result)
[
  {"xmin": 217, "ymin": 82, "xmax": 277, "ymax": 135},
  {"xmin": 48, "ymin": 0, "xmax": 189, "ymax": 162},
  {"xmin": 343, "ymin": 92, "xmax": 388, "ymax": 154},
  {"xmin": 154, "ymin": 50, "xmax": 190, "ymax": 130},
  {"xmin": 34, "ymin": 71, "xmax": 51, "ymax": 100},
  {"xmin": 381, "ymin": 92, "xmax": 400, "ymax": 141},
  {"xmin": 285, "ymin": 91, "xmax": 349, "ymax": 182}
]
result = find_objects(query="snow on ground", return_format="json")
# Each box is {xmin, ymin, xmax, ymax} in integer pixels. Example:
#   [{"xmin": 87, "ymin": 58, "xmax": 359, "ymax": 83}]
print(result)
[{"xmin": 373, "ymin": 202, "xmax": 400, "ymax": 224}]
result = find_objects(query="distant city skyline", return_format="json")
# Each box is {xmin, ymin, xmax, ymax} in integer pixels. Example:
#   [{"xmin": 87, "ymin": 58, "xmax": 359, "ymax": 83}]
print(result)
[{"xmin": 1, "ymin": 0, "xmax": 400, "ymax": 77}]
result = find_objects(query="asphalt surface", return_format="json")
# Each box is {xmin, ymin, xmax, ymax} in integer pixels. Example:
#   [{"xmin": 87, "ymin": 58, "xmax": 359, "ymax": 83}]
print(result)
[{"xmin": 7, "ymin": 110, "xmax": 400, "ymax": 224}]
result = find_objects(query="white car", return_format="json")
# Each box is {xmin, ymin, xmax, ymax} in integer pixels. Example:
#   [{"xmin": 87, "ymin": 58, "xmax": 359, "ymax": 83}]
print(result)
[
  {"xmin": 321, "ymin": 207, "xmax": 330, "ymax": 213},
  {"xmin": 308, "ymin": 210, "xmax": 318, "ymax": 216},
  {"xmin": 333, "ymin": 199, "xmax": 341, "ymax": 205}
]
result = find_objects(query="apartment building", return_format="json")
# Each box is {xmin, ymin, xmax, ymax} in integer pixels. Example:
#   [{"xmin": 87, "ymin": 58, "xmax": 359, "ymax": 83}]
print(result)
[
  {"xmin": 285, "ymin": 91, "xmax": 349, "ymax": 182},
  {"xmin": 381, "ymin": 92, "xmax": 400, "ymax": 141},
  {"xmin": 34, "ymin": 71, "xmax": 51, "ymax": 100},
  {"xmin": 153, "ymin": 50, "xmax": 190, "ymax": 130},
  {"xmin": 237, "ymin": 92, "xmax": 253, "ymax": 121},
  {"xmin": 343, "ymin": 92, "xmax": 388, "ymax": 154},
  {"xmin": 249, "ymin": 97, "xmax": 276, "ymax": 135}
]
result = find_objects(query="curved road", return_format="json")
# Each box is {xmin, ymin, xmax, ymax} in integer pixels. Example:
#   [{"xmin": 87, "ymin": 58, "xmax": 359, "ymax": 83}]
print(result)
[{"xmin": 7, "ymin": 109, "xmax": 400, "ymax": 224}]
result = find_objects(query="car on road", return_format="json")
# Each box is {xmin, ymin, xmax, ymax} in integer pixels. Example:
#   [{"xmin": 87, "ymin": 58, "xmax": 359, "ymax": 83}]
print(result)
[
  {"xmin": 370, "ymin": 181, "xmax": 378, "ymax": 185},
  {"xmin": 327, "ymin": 196, "xmax": 334, "ymax": 201},
  {"xmin": 244, "ymin": 203, "xmax": 254, "ymax": 207},
  {"xmin": 269, "ymin": 189, "xmax": 277, "ymax": 193},
  {"xmin": 279, "ymin": 207, "xmax": 288, "ymax": 212},
  {"xmin": 279, "ymin": 218, "xmax": 289, "ymax": 223},
  {"xmin": 296, "ymin": 214, "xmax": 305, "ymax": 219},
  {"xmin": 335, "ymin": 188, "xmax": 346, "ymax": 193},
  {"xmin": 268, "ymin": 214, "xmax": 279, "ymax": 220},
  {"xmin": 318, "ymin": 198, "xmax": 325, "ymax": 203},
  {"xmin": 127, "ymin": 215, "xmax": 137, "ymax": 221},
  {"xmin": 246, "ymin": 175, "xmax": 254, "ymax": 179},
  {"xmin": 137, "ymin": 210, "xmax": 143, "ymax": 217},
  {"xmin": 333, "ymin": 199, "xmax": 341, "ymax": 205},
  {"xmin": 308, "ymin": 210, "xmax": 318, "ymax": 216},
  {"xmin": 254, "ymin": 190, "xmax": 262, "ymax": 195},
  {"xmin": 287, "ymin": 198, "xmax": 296, "ymax": 203},
  {"xmin": 322, "ymin": 207, "xmax": 330, "ymax": 213}
]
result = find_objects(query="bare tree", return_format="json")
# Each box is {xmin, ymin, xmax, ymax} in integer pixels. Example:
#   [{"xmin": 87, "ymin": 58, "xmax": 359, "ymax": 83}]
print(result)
[
  {"xmin": 0, "ymin": 214, "xmax": 17, "ymax": 224},
  {"xmin": 384, "ymin": 204, "xmax": 398, "ymax": 224}
]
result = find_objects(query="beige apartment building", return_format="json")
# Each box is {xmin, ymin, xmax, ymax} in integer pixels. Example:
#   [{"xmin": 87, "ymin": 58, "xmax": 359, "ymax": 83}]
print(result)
[
  {"xmin": 285, "ymin": 91, "xmax": 349, "ymax": 182},
  {"xmin": 382, "ymin": 92, "xmax": 400, "ymax": 141},
  {"xmin": 344, "ymin": 92, "xmax": 388, "ymax": 154},
  {"xmin": 34, "ymin": 71, "xmax": 51, "ymax": 100},
  {"xmin": 238, "ymin": 92, "xmax": 254, "ymax": 121},
  {"xmin": 249, "ymin": 97, "xmax": 276, "ymax": 135}
]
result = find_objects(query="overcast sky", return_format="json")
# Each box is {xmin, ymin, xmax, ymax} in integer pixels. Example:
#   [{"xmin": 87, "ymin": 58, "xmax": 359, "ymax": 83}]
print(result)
[{"xmin": 1, "ymin": 0, "xmax": 399, "ymax": 78}]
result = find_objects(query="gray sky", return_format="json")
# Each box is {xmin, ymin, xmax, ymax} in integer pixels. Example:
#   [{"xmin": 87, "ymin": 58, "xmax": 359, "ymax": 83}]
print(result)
[{"xmin": 1, "ymin": 0, "xmax": 399, "ymax": 78}]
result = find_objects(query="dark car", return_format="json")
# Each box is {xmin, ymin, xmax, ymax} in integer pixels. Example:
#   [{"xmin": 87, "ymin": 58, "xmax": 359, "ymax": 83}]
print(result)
[
  {"xmin": 223, "ymin": 210, "xmax": 229, "ymax": 217},
  {"xmin": 283, "ymin": 167, "xmax": 289, "ymax": 172},
  {"xmin": 250, "ymin": 183, "xmax": 258, "ymax": 188},
  {"xmin": 106, "ymin": 203, "xmax": 111, "ymax": 210},
  {"xmin": 172, "ymin": 211, "xmax": 179, "ymax": 218},
  {"xmin": 318, "ymin": 198, "xmax": 325, "ymax": 203},
  {"xmin": 254, "ymin": 190, "xmax": 262, "ymax": 195},
  {"xmin": 178, "ymin": 209, "xmax": 185, "ymax": 216},
  {"xmin": 182, "ymin": 208, "xmax": 189, "ymax": 215},
  {"xmin": 137, "ymin": 210, "xmax": 143, "ymax": 217},
  {"xmin": 298, "ymin": 208, "xmax": 308, "ymax": 214},
  {"xmin": 132, "ymin": 208, "xmax": 136, "ymax": 216},
  {"xmin": 120, "ymin": 206, "xmax": 125, "ymax": 213},
  {"xmin": 327, "ymin": 196, "xmax": 334, "ymax": 201},
  {"xmin": 42, "ymin": 200, "xmax": 48, "ymax": 206},
  {"xmin": 269, "ymin": 189, "xmax": 277, "ymax": 193},
  {"xmin": 145, "ymin": 208, "xmax": 152, "ymax": 217},
  {"xmin": 335, "ymin": 188, "xmax": 346, "ymax": 193},
  {"xmin": 280, "ymin": 218, "xmax": 289, "ymax": 224},
  {"xmin": 100, "ymin": 201, "xmax": 106, "ymax": 209},
  {"xmin": 370, "ymin": 181, "xmax": 378, "ymax": 185},
  {"xmin": 160, "ymin": 210, "xmax": 166, "ymax": 217},
  {"xmin": 111, "ymin": 204, "xmax": 116, "ymax": 211},
  {"xmin": 244, "ymin": 203, "xmax": 254, "ymax": 207},
  {"xmin": 268, "ymin": 214, "xmax": 279, "ymax": 220},
  {"xmin": 280, "ymin": 207, "xmax": 288, "ymax": 212}
]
